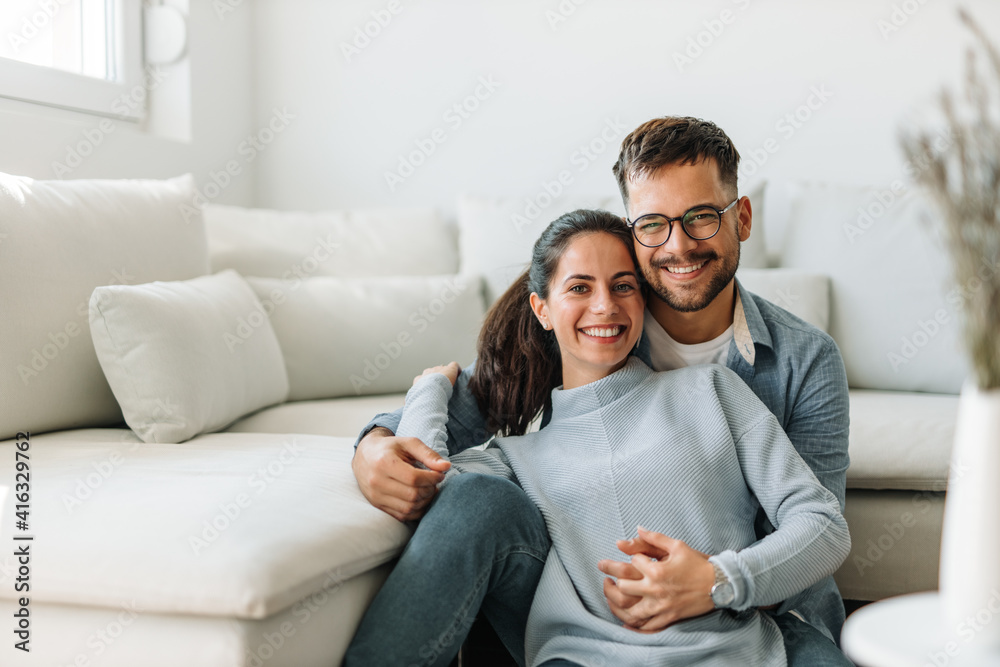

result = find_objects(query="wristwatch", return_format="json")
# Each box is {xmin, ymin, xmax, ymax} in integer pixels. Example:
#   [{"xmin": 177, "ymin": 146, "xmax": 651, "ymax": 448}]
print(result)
[{"xmin": 710, "ymin": 562, "xmax": 735, "ymax": 609}]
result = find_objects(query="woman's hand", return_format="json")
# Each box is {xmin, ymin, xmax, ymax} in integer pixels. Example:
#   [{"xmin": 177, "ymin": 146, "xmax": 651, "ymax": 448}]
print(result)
[
  {"xmin": 597, "ymin": 527, "xmax": 716, "ymax": 633},
  {"xmin": 413, "ymin": 362, "xmax": 461, "ymax": 387}
]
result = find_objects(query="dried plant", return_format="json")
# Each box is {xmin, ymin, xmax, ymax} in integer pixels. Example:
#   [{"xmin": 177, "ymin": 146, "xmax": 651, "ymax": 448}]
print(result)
[{"xmin": 902, "ymin": 8, "xmax": 1000, "ymax": 390}]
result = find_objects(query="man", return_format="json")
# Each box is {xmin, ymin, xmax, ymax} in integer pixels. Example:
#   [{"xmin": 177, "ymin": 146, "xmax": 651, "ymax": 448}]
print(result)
[{"xmin": 345, "ymin": 116, "xmax": 851, "ymax": 667}]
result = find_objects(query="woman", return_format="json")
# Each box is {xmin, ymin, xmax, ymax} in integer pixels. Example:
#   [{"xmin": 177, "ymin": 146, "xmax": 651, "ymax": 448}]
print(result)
[{"xmin": 396, "ymin": 209, "xmax": 850, "ymax": 667}]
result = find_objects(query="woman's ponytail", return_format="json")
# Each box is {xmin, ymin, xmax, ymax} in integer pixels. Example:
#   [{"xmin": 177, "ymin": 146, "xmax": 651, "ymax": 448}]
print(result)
[{"xmin": 468, "ymin": 270, "xmax": 560, "ymax": 436}]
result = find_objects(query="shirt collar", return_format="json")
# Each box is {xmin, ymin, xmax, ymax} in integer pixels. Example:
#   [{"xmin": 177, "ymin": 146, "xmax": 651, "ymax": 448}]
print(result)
[
  {"xmin": 635, "ymin": 279, "xmax": 771, "ymax": 368},
  {"xmin": 733, "ymin": 277, "xmax": 773, "ymax": 367}
]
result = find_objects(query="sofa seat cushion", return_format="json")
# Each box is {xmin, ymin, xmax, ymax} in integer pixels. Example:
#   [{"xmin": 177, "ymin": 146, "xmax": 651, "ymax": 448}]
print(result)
[
  {"xmin": 846, "ymin": 390, "xmax": 958, "ymax": 491},
  {"xmin": 227, "ymin": 394, "xmax": 406, "ymax": 439},
  {"xmin": 834, "ymin": 489, "xmax": 944, "ymax": 601},
  {"xmin": 0, "ymin": 565, "xmax": 392, "ymax": 667},
  {"xmin": 0, "ymin": 429, "xmax": 411, "ymax": 619}
]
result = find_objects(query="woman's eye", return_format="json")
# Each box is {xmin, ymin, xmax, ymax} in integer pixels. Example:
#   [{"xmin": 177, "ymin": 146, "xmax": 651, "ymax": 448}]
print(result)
[
  {"xmin": 615, "ymin": 283, "xmax": 635, "ymax": 292},
  {"xmin": 569, "ymin": 284, "xmax": 587, "ymax": 293}
]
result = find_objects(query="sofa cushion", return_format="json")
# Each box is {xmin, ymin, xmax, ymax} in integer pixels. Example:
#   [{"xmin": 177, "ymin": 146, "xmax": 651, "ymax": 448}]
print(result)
[
  {"xmin": 0, "ymin": 566, "xmax": 391, "ymax": 667},
  {"xmin": 246, "ymin": 275, "xmax": 483, "ymax": 401},
  {"xmin": 0, "ymin": 173, "xmax": 209, "ymax": 442},
  {"xmin": 0, "ymin": 429, "xmax": 411, "ymax": 619},
  {"xmin": 834, "ymin": 489, "xmax": 943, "ymax": 601},
  {"xmin": 89, "ymin": 270, "xmax": 290, "ymax": 443},
  {"xmin": 457, "ymin": 193, "xmax": 623, "ymax": 306},
  {"xmin": 770, "ymin": 180, "xmax": 967, "ymax": 394},
  {"xmin": 737, "ymin": 180, "xmax": 769, "ymax": 270},
  {"xmin": 736, "ymin": 268, "xmax": 830, "ymax": 332},
  {"xmin": 846, "ymin": 389, "xmax": 958, "ymax": 491},
  {"xmin": 226, "ymin": 394, "xmax": 405, "ymax": 439},
  {"xmin": 204, "ymin": 203, "xmax": 457, "ymax": 278}
]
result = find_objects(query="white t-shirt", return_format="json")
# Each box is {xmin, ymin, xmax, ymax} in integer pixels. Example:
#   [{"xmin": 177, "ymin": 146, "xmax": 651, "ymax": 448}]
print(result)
[{"xmin": 643, "ymin": 308, "xmax": 734, "ymax": 372}]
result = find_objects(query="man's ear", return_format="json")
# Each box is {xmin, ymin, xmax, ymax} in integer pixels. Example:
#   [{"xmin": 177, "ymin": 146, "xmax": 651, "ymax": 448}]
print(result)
[
  {"xmin": 737, "ymin": 195, "xmax": 753, "ymax": 243},
  {"xmin": 529, "ymin": 292, "xmax": 548, "ymax": 328}
]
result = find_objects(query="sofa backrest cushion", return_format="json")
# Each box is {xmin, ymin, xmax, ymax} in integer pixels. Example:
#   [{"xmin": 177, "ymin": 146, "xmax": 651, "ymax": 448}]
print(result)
[
  {"xmin": 204, "ymin": 204, "xmax": 458, "ymax": 279},
  {"xmin": 0, "ymin": 173, "xmax": 209, "ymax": 441},
  {"xmin": 457, "ymin": 193, "xmax": 624, "ymax": 306},
  {"xmin": 246, "ymin": 274, "xmax": 484, "ymax": 401},
  {"xmin": 90, "ymin": 270, "xmax": 290, "ymax": 443},
  {"xmin": 770, "ymin": 180, "xmax": 967, "ymax": 394},
  {"xmin": 736, "ymin": 268, "xmax": 830, "ymax": 333},
  {"xmin": 738, "ymin": 180, "xmax": 769, "ymax": 271}
]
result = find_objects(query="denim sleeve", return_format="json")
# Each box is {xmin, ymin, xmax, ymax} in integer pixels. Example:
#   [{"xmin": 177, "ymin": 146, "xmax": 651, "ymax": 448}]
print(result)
[
  {"xmin": 354, "ymin": 359, "xmax": 492, "ymax": 455},
  {"xmin": 783, "ymin": 338, "xmax": 851, "ymax": 513},
  {"xmin": 771, "ymin": 338, "xmax": 850, "ymax": 619}
]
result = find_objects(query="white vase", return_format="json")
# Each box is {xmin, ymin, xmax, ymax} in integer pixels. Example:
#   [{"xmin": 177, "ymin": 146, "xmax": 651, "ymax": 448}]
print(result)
[{"xmin": 939, "ymin": 382, "xmax": 1000, "ymax": 651}]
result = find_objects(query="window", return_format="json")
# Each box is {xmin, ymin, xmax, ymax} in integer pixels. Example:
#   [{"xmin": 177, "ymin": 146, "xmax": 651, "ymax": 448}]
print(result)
[{"xmin": 0, "ymin": 0, "xmax": 143, "ymax": 119}]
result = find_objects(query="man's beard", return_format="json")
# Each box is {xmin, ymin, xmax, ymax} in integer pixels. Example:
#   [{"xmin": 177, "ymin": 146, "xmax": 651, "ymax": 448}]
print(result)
[{"xmin": 642, "ymin": 242, "xmax": 740, "ymax": 313}]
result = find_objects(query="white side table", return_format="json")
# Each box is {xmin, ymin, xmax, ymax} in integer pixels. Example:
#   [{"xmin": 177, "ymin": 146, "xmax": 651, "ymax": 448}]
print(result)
[{"xmin": 842, "ymin": 592, "xmax": 1000, "ymax": 667}]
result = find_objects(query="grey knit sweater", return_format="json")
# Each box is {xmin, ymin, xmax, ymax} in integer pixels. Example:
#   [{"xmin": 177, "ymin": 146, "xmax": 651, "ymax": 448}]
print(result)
[{"xmin": 396, "ymin": 357, "xmax": 850, "ymax": 667}]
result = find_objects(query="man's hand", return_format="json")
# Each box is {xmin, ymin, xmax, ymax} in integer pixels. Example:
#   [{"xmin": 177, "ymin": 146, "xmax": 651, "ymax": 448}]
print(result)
[
  {"xmin": 352, "ymin": 427, "xmax": 451, "ymax": 522},
  {"xmin": 597, "ymin": 527, "xmax": 715, "ymax": 633}
]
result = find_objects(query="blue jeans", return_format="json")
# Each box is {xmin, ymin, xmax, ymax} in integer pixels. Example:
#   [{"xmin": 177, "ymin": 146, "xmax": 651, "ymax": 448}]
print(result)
[
  {"xmin": 343, "ymin": 473, "xmax": 550, "ymax": 667},
  {"xmin": 774, "ymin": 611, "xmax": 854, "ymax": 666}
]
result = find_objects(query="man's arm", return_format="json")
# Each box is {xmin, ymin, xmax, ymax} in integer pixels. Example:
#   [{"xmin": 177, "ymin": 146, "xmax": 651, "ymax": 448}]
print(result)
[
  {"xmin": 352, "ymin": 361, "xmax": 492, "ymax": 521},
  {"xmin": 780, "ymin": 338, "xmax": 851, "ymax": 512},
  {"xmin": 761, "ymin": 337, "xmax": 850, "ymax": 618}
]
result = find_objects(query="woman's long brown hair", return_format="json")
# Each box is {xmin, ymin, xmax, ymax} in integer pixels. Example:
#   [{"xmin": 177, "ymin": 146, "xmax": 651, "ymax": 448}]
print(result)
[{"xmin": 467, "ymin": 209, "xmax": 638, "ymax": 436}]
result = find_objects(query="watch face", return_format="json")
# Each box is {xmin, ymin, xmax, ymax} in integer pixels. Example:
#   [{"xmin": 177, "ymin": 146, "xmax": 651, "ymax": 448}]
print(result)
[{"xmin": 712, "ymin": 581, "xmax": 735, "ymax": 608}]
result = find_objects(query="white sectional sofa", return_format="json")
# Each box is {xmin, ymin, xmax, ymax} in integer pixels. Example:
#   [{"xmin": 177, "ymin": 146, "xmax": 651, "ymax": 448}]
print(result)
[{"xmin": 0, "ymin": 172, "xmax": 959, "ymax": 665}]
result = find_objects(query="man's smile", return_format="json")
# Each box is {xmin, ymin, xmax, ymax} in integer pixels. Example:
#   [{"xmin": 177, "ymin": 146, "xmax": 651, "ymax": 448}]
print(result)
[{"xmin": 663, "ymin": 260, "xmax": 707, "ymax": 275}]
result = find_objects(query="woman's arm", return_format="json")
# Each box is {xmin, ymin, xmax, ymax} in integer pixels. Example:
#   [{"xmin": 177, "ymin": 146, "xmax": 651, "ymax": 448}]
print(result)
[
  {"xmin": 711, "ymin": 371, "xmax": 852, "ymax": 611},
  {"xmin": 396, "ymin": 370, "xmax": 457, "ymax": 458},
  {"xmin": 355, "ymin": 359, "xmax": 493, "ymax": 455},
  {"xmin": 397, "ymin": 369, "xmax": 517, "ymax": 482}
]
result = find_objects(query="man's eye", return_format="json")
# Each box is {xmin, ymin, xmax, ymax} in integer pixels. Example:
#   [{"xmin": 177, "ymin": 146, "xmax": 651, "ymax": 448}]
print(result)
[{"xmin": 640, "ymin": 221, "xmax": 663, "ymax": 232}]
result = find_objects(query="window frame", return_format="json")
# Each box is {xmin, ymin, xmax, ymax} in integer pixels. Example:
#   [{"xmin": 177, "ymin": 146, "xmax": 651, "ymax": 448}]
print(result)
[{"xmin": 0, "ymin": 0, "xmax": 144, "ymax": 121}]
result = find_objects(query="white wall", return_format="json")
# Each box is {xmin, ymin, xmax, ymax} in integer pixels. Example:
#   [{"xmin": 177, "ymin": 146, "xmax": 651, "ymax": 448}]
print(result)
[
  {"xmin": 0, "ymin": 0, "xmax": 258, "ymax": 206},
  {"xmin": 251, "ymin": 0, "xmax": 1000, "ymax": 215},
  {"xmin": 2, "ymin": 0, "xmax": 996, "ymax": 215}
]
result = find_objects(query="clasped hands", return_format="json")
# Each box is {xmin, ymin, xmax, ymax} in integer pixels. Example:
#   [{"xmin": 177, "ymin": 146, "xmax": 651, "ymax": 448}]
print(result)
[{"xmin": 597, "ymin": 526, "xmax": 716, "ymax": 633}]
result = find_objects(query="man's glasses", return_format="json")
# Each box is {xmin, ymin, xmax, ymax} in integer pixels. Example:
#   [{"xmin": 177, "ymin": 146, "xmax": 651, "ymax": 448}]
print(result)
[{"xmin": 625, "ymin": 198, "xmax": 739, "ymax": 248}]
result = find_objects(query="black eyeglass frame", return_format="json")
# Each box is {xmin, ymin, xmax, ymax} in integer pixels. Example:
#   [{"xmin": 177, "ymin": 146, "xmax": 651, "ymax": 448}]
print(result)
[{"xmin": 625, "ymin": 198, "xmax": 740, "ymax": 248}]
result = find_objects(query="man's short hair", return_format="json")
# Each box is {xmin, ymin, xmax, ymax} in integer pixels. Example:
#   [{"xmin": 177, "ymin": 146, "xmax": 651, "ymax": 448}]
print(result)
[{"xmin": 613, "ymin": 116, "xmax": 741, "ymax": 209}]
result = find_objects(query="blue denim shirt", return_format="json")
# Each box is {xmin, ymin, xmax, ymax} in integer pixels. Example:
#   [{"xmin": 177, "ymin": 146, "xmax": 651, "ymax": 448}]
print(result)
[{"xmin": 358, "ymin": 279, "xmax": 851, "ymax": 642}]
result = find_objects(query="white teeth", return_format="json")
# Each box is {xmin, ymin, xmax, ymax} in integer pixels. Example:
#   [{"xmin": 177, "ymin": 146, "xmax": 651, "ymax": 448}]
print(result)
[
  {"xmin": 666, "ymin": 261, "xmax": 706, "ymax": 274},
  {"xmin": 581, "ymin": 326, "xmax": 623, "ymax": 338}
]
